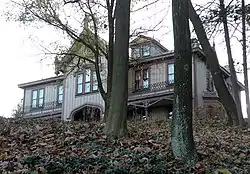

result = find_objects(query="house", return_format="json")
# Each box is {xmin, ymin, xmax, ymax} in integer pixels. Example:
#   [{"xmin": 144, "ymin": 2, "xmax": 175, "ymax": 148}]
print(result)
[{"xmin": 18, "ymin": 35, "xmax": 245, "ymax": 121}]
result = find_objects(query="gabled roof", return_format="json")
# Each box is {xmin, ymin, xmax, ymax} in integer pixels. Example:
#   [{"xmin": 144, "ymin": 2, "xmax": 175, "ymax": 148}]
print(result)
[
  {"xmin": 55, "ymin": 17, "xmax": 107, "ymax": 75},
  {"xmin": 129, "ymin": 35, "xmax": 169, "ymax": 52}
]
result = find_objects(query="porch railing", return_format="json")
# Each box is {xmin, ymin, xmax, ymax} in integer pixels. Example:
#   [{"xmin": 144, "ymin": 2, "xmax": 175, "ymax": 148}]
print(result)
[
  {"xmin": 128, "ymin": 81, "xmax": 174, "ymax": 96},
  {"xmin": 23, "ymin": 101, "xmax": 62, "ymax": 116}
]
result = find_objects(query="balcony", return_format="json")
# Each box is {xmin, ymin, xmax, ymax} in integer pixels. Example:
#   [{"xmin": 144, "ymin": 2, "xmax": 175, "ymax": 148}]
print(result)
[
  {"xmin": 23, "ymin": 101, "xmax": 62, "ymax": 118},
  {"xmin": 128, "ymin": 81, "xmax": 174, "ymax": 101}
]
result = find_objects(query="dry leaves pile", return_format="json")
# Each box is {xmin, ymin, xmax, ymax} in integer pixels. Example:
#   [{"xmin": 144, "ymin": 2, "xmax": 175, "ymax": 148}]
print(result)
[{"xmin": 0, "ymin": 116, "xmax": 250, "ymax": 174}]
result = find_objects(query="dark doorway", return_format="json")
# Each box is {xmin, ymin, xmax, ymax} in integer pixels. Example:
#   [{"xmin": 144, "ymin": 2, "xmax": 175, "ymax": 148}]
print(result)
[{"xmin": 73, "ymin": 106, "xmax": 101, "ymax": 122}]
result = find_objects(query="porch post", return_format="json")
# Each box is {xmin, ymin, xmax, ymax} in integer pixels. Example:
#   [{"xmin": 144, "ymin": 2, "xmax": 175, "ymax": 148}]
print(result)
[
  {"xmin": 144, "ymin": 101, "xmax": 149, "ymax": 118},
  {"xmin": 145, "ymin": 107, "xmax": 148, "ymax": 117}
]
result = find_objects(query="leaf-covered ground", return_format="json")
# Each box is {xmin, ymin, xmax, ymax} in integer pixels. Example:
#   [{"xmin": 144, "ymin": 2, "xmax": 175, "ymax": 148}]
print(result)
[{"xmin": 0, "ymin": 117, "xmax": 250, "ymax": 174}]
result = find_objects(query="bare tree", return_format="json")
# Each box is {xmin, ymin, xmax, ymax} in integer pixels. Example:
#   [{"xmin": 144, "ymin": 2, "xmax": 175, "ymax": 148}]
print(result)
[
  {"xmin": 189, "ymin": 0, "xmax": 240, "ymax": 126},
  {"xmin": 219, "ymin": 0, "xmax": 244, "ymax": 126},
  {"xmin": 171, "ymin": 0, "xmax": 197, "ymax": 166},
  {"xmin": 11, "ymin": 102, "xmax": 23, "ymax": 118},
  {"xmin": 241, "ymin": 0, "xmax": 250, "ymax": 126},
  {"xmin": 105, "ymin": 0, "xmax": 131, "ymax": 137}
]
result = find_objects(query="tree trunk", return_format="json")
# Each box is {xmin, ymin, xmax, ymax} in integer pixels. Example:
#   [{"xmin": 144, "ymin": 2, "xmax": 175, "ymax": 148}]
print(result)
[
  {"xmin": 171, "ymin": 0, "xmax": 198, "ymax": 166},
  {"xmin": 104, "ymin": 0, "xmax": 115, "ymax": 122},
  {"xmin": 104, "ymin": 0, "xmax": 130, "ymax": 137},
  {"xmin": 219, "ymin": 0, "xmax": 244, "ymax": 127},
  {"xmin": 242, "ymin": 0, "xmax": 250, "ymax": 127},
  {"xmin": 188, "ymin": 0, "xmax": 239, "ymax": 126}
]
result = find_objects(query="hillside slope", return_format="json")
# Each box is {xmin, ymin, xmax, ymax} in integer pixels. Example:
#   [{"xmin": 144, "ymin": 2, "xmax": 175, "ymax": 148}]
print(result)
[{"xmin": 0, "ymin": 117, "xmax": 250, "ymax": 173}]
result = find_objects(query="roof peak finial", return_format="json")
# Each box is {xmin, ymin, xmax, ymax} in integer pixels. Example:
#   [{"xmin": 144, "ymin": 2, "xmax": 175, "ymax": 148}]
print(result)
[{"xmin": 84, "ymin": 14, "xmax": 90, "ymax": 29}]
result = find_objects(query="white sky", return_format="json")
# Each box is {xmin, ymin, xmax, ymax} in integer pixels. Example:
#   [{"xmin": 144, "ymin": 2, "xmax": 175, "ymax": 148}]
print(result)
[{"xmin": 0, "ymin": 0, "xmax": 249, "ymax": 117}]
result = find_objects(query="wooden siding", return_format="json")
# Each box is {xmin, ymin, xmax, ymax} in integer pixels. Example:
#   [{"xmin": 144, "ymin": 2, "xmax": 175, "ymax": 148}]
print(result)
[
  {"xmin": 150, "ymin": 63, "xmax": 167, "ymax": 83},
  {"xmin": 62, "ymin": 74, "xmax": 105, "ymax": 120},
  {"xmin": 23, "ymin": 82, "xmax": 60, "ymax": 116},
  {"xmin": 128, "ymin": 62, "xmax": 167, "ymax": 90},
  {"xmin": 195, "ymin": 57, "xmax": 207, "ymax": 107}
]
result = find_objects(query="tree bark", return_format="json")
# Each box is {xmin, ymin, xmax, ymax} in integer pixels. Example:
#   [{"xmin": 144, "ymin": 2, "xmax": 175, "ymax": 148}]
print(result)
[
  {"xmin": 188, "ymin": 0, "xmax": 239, "ymax": 126},
  {"xmin": 242, "ymin": 0, "xmax": 250, "ymax": 127},
  {"xmin": 103, "ymin": 0, "xmax": 115, "ymax": 122},
  {"xmin": 219, "ymin": 0, "xmax": 244, "ymax": 127},
  {"xmin": 104, "ymin": 0, "xmax": 130, "ymax": 137},
  {"xmin": 171, "ymin": 0, "xmax": 198, "ymax": 166}
]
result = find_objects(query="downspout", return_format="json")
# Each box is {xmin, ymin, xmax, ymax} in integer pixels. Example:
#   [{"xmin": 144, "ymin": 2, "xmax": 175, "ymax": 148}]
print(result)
[
  {"xmin": 62, "ymin": 75, "xmax": 66, "ymax": 120},
  {"xmin": 22, "ymin": 89, "xmax": 26, "ymax": 117}
]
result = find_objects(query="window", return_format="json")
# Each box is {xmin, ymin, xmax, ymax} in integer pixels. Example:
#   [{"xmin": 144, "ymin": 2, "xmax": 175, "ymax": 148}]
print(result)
[
  {"xmin": 92, "ymin": 72, "xmax": 98, "ymax": 91},
  {"xmin": 31, "ymin": 89, "xmax": 44, "ymax": 108},
  {"xmin": 38, "ymin": 89, "xmax": 44, "ymax": 107},
  {"xmin": 143, "ymin": 69, "xmax": 149, "ymax": 88},
  {"xmin": 57, "ymin": 84, "xmax": 63, "ymax": 104},
  {"xmin": 168, "ymin": 63, "xmax": 174, "ymax": 84},
  {"xmin": 77, "ymin": 74, "xmax": 83, "ymax": 94},
  {"xmin": 32, "ymin": 90, "xmax": 37, "ymax": 108},
  {"xmin": 135, "ymin": 70, "xmax": 141, "ymax": 90},
  {"xmin": 132, "ymin": 48, "xmax": 141, "ymax": 58},
  {"xmin": 134, "ymin": 69, "xmax": 149, "ymax": 90},
  {"xmin": 142, "ymin": 45, "xmax": 150, "ymax": 57},
  {"xmin": 85, "ymin": 69, "xmax": 91, "ymax": 93},
  {"xmin": 76, "ymin": 69, "xmax": 98, "ymax": 95}
]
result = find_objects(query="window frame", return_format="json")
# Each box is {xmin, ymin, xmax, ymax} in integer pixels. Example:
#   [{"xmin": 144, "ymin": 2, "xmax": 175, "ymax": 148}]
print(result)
[
  {"xmin": 84, "ymin": 69, "xmax": 92, "ymax": 93},
  {"xmin": 167, "ymin": 63, "xmax": 174, "ymax": 84},
  {"xmin": 132, "ymin": 47, "xmax": 141, "ymax": 58},
  {"xmin": 76, "ymin": 74, "xmax": 83, "ymax": 94},
  {"xmin": 75, "ymin": 69, "xmax": 99, "ymax": 96},
  {"xmin": 31, "ymin": 88, "xmax": 45, "ymax": 109},
  {"xmin": 57, "ymin": 83, "xmax": 63, "ymax": 105},
  {"xmin": 134, "ymin": 68, "xmax": 150, "ymax": 91},
  {"xmin": 142, "ymin": 69, "xmax": 149, "ymax": 88},
  {"xmin": 135, "ymin": 70, "xmax": 141, "ymax": 90},
  {"xmin": 92, "ymin": 71, "xmax": 98, "ymax": 92},
  {"xmin": 142, "ymin": 45, "xmax": 150, "ymax": 57}
]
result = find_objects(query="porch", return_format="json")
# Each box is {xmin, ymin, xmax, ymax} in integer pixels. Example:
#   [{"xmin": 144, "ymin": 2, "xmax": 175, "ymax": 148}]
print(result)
[
  {"xmin": 127, "ymin": 80, "xmax": 174, "ymax": 120},
  {"xmin": 128, "ymin": 81, "xmax": 174, "ymax": 100}
]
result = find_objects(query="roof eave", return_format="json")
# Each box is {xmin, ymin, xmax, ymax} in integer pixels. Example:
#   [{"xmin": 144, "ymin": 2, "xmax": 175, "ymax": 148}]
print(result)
[{"xmin": 18, "ymin": 76, "xmax": 64, "ymax": 89}]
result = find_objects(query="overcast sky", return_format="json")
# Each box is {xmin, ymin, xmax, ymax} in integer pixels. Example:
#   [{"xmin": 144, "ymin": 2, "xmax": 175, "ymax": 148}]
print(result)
[{"xmin": 0, "ymin": 0, "xmax": 249, "ymax": 117}]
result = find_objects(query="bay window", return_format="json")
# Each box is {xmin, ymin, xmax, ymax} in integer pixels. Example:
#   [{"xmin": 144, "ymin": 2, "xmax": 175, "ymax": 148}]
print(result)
[{"xmin": 76, "ymin": 69, "xmax": 98, "ymax": 95}]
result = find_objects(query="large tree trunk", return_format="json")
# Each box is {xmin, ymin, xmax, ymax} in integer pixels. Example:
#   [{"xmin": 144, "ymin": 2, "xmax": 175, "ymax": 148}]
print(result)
[
  {"xmin": 104, "ymin": 0, "xmax": 130, "ymax": 137},
  {"xmin": 242, "ymin": 0, "xmax": 250, "ymax": 127},
  {"xmin": 171, "ymin": 0, "xmax": 198, "ymax": 166},
  {"xmin": 219, "ymin": 0, "xmax": 244, "ymax": 127},
  {"xmin": 104, "ymin": 0, "xmax": 115, "ymax": 122},
  {"xmin": 188, "ymin": 0, "xmax": 239, "ymax": 126}
]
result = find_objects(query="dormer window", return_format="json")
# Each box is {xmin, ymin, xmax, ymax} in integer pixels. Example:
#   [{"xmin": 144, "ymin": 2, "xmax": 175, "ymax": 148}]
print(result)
[
  {"xmin": 142, "ymin": 45, "xmax": 150, "ymax": 57},
  {"xmin": 131, "ymin": 48, "xmax": 140, "ymax": 58}
]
